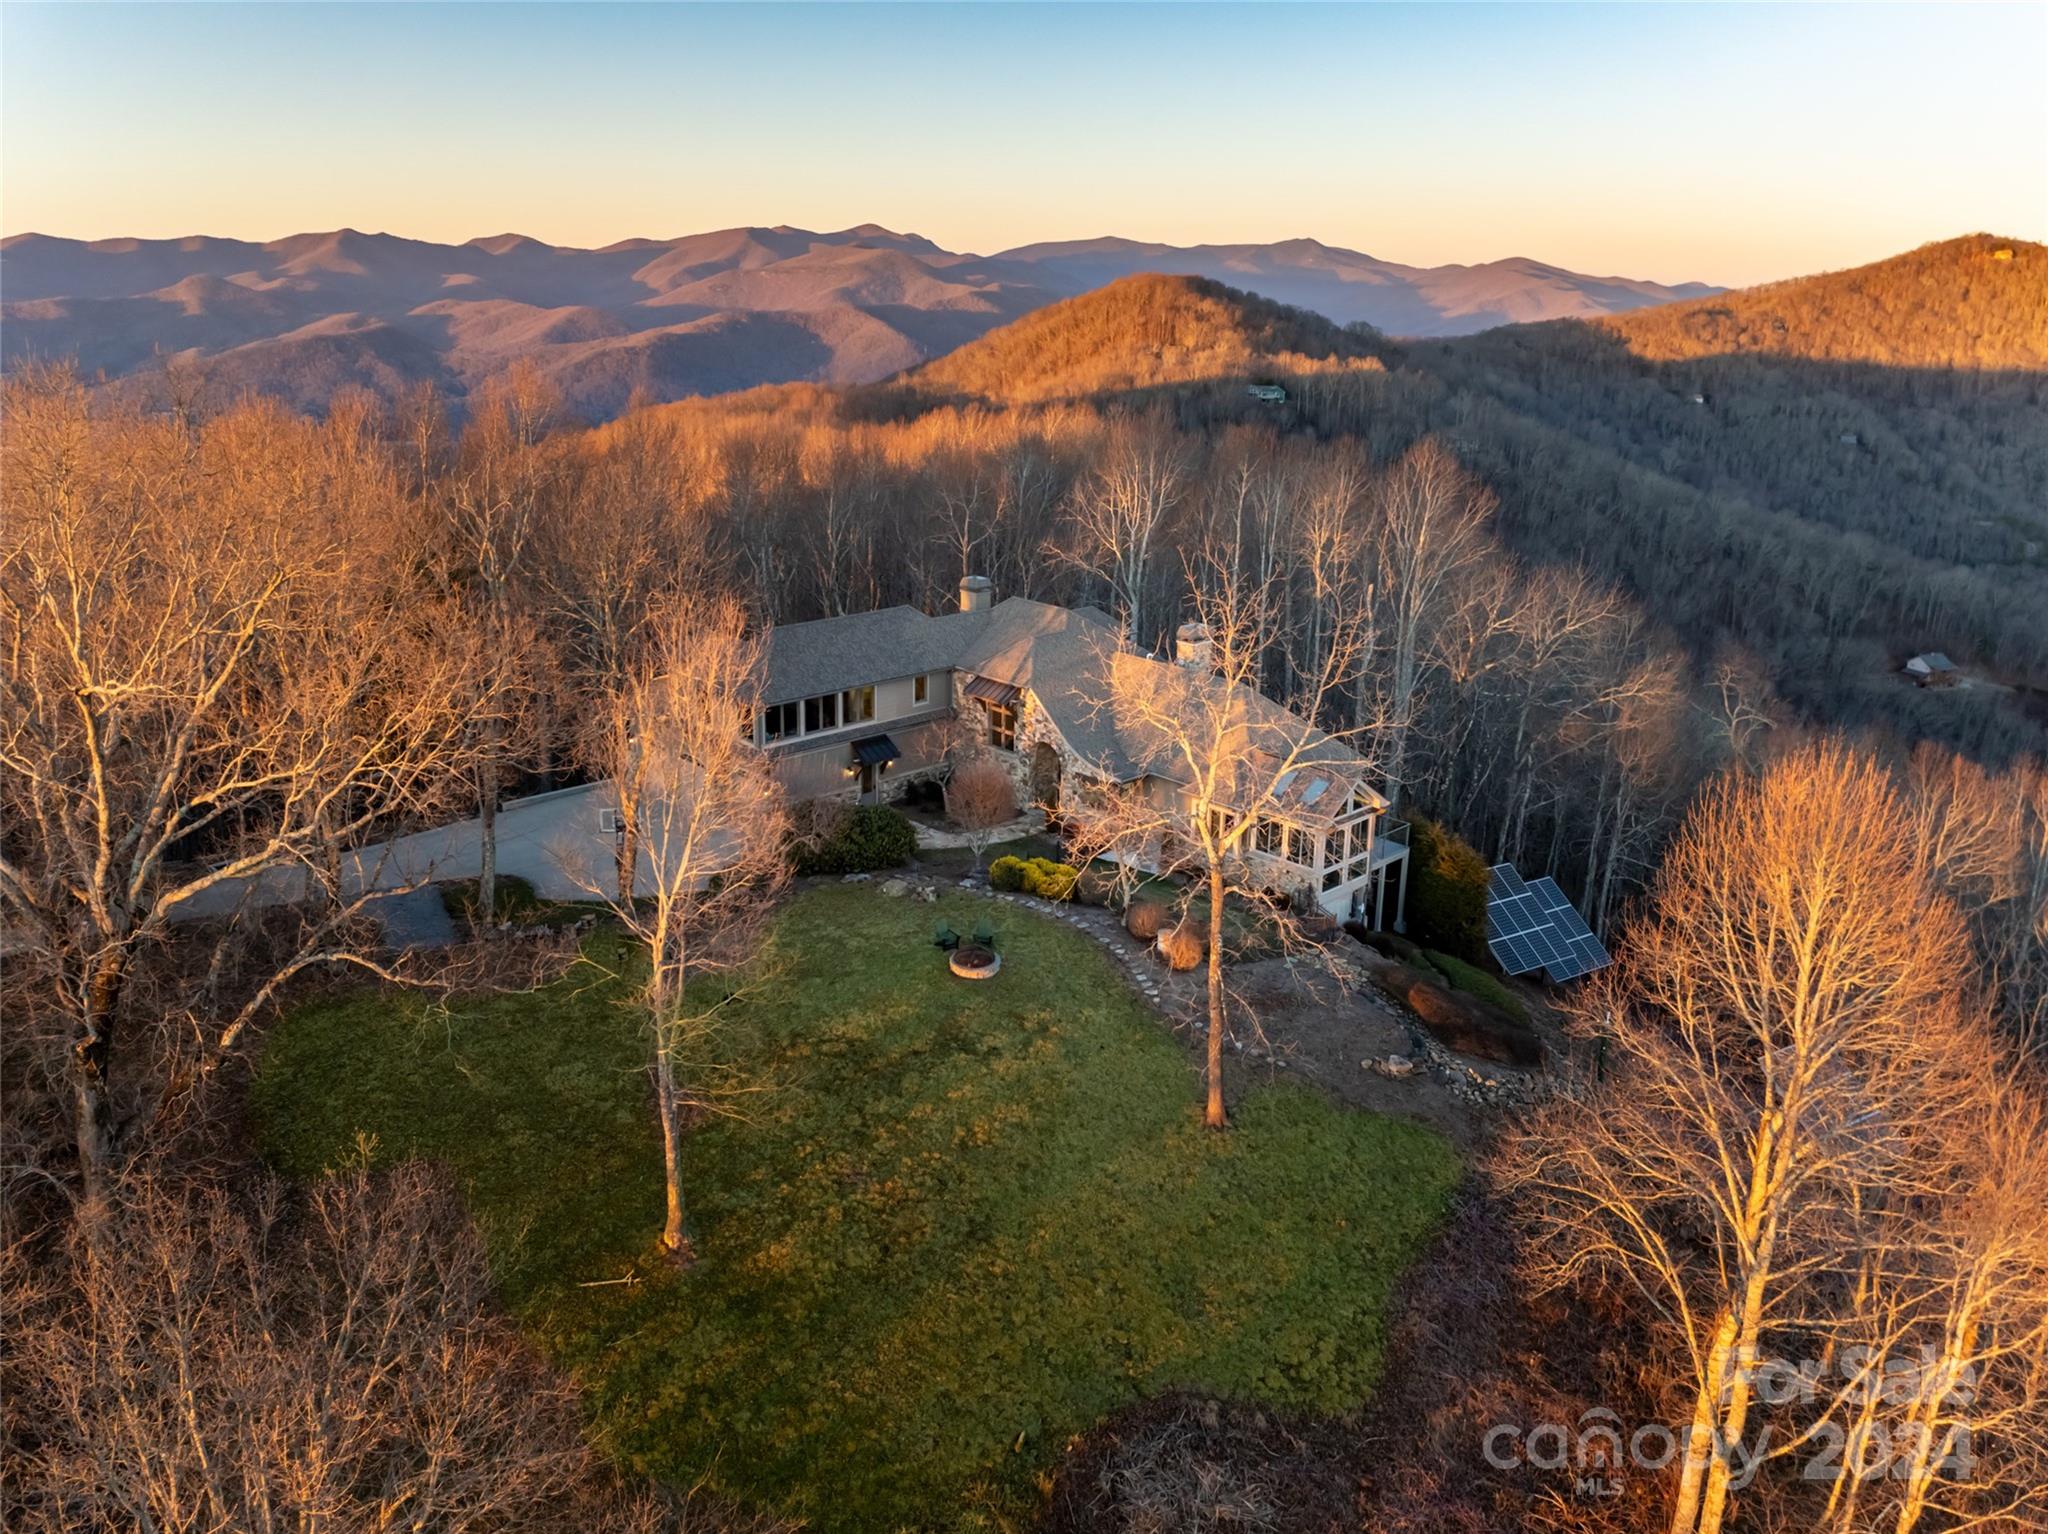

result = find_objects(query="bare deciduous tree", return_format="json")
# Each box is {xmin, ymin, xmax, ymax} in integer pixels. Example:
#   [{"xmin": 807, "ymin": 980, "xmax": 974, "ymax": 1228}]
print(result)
[
  {"xmin": 578, "ymin": 591, "xmax": 788, "ymax": 1262},
  {"xmin": 946, "ymin": 756, "xmax": 1018, "ymax": 872},
  {"xmin": 1508, "ymin": 743, "xmax": 1972, "ymax": 1534},
  {"xmin": 1064, "ymin": 556, "xmax": 1374, "ymax": 1129},
  {"xmin": 1362, "ymin": 437, "xmax": 1495, "ymax": 810},
  {"xmin": 1816, "ymin": 1061, "xmax": 2048, "ymax": 1534},
  {"xmin": 1061, "ymin": 413, "xmax": 1192, "ymax": 651},
  {"xmin": 0, "ymin": 374, "xmax": 491, "ymax": 1208},
  {"xmin": 4, "ymin": 1157, "xmax": 602, "ymax": 1532}
]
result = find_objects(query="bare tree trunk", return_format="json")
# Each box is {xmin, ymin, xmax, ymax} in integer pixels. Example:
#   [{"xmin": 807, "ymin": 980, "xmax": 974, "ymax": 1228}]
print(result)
[
  {"xmin": 477, "ymin": 771, "xmax": 499, "ymax": 925},
  {"xmin": 615, "ymin": 819, "xmax": 636, "ymax": 907},
  {"xmin": 71, "ymin": 950, "xmax": 128, "ymax": 1213},
  {"xmin": 1668, "ymin": 1312, "xmax": 1736, "ymax": 1534},
  {"xmin": 1205, "ymin": 863, "xmax": 1228, "ymax": 1129},
  {"xmin": 651, "ymin": 1034, "xmax": 694, "ymax": 1264}
]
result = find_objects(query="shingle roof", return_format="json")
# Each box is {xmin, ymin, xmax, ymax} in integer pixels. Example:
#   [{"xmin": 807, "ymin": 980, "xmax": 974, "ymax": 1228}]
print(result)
[
  {"xmin": 761, "ymin": 595, "xmax": 1383, "ymax": 821},
  {"xmin": 1076, "ymin": 651, "xmax": 1381, "ymax": 821},
  {"xmin": 762, "ymin": 606, "xmax": 962, "ymax": 703}
]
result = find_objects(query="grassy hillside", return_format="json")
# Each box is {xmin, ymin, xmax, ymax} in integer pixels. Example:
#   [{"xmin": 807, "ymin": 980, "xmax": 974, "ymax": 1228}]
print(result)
[{"xmin": 255, "ymin": 886, "xmax": 1457, "ymax": 1531}]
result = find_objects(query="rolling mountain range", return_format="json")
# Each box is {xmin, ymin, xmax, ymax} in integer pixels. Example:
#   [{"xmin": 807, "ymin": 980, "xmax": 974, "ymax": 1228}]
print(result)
[
  {"xmin": 903, "ymin": 236, "xmax": 2044, "ymax": 765},
  {"xmin": 0, "ymin": 224, "xmax": 1716, "ymax": 420}
]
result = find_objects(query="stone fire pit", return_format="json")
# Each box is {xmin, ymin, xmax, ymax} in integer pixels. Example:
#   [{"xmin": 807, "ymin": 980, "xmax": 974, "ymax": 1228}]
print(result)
[{"xmin": 948, "ymin": 944, "xmax": 1002, "ymax": 980}]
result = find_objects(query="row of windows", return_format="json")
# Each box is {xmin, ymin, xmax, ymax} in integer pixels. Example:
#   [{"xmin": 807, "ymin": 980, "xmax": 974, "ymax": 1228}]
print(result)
[
  {"xmin": 1228, "ymin": 811, "xmax": 1375, "ymax": 872},
  {"xmin": 762, "ymin": 678, "xmax": 933, "ymax": 743}
]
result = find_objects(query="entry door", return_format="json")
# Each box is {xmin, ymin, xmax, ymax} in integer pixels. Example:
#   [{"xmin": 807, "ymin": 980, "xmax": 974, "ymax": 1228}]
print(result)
[{"xmin": 859, "ymin": 762, "xmax": 876, "ymax": 800}]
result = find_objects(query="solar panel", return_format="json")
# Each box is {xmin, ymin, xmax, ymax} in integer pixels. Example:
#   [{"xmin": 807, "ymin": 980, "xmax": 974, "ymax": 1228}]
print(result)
[{"xmin": 1486, "ymin": 863, "xmax": 1613, "ymax": 983}]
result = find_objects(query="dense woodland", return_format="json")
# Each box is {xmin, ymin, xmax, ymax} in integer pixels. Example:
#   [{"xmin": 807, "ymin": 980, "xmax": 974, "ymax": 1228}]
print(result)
[{"xmin": 5, "ymin": 235, "xmax": 2046, "ymax": 1532}]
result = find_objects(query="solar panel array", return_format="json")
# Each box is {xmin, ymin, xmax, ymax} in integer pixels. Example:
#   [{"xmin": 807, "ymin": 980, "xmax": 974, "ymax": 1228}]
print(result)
[{"xmin": 1487, "ymin": 864, "xmax": 1612, "ymax": 984}]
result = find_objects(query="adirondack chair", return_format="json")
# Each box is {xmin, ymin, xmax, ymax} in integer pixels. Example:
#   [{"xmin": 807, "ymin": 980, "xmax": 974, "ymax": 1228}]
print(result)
[
  {"xmin": 932, "ymin": 923, "xmax": 961, "ymax": 951},
  {"xmin": 972, "ymin": 916, "xmax": 998, "ymax": 950}
]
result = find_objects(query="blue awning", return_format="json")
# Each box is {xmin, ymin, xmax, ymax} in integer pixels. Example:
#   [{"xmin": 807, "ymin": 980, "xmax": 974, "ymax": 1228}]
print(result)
[{"xmin": 851, "ymin": 734, "xmax": 900, "ymax": 767}]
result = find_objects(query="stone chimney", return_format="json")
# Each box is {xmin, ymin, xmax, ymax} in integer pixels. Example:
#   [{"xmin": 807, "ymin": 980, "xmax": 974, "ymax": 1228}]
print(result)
[
  {"xmin": 1176, "ymin": 621, "xmax": 1213, "ymax": 669},
  {"xmin": 959, "ymin": 575, "xmax": 994, "ymax": 613}
]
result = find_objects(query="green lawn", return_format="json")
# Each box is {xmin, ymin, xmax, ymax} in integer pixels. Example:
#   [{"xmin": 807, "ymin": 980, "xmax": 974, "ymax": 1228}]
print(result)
[
  {"xmin": 254, "ymin": 884, "xmax": 1458, "ymax": 1533},
  {"xmin": 1424, "ymin": 949, "xmax": 1530, "ymax": 1023}
]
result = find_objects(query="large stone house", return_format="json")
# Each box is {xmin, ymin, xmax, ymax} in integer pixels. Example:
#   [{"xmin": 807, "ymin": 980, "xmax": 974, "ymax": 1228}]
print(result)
[{"xmin": 757, "ymin": 577, "xmax": 1411, "ymax": 925}]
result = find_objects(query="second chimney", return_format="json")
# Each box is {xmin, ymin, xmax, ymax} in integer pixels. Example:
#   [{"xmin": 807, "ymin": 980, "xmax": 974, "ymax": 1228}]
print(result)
[
  {"xmin": 1176, "ymin": 621, "xmax": 1214, "ymax": 669},
  {"xmin": 960, "ymin": 575, "xmax": 994, "ymax": 613}
]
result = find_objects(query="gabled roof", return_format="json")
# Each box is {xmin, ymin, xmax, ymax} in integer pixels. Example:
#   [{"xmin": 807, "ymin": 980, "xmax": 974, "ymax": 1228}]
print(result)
[
  {"xmin": 760, "ymin": 594, "xmax": 1384, "ymax": 823},
  {"xmin": 762, "ymin": 605, "xmax": 961, "ymax": 703},
  {"xmin": 761, "ymin": 594, "xmax": 1114, "ymax": 705},
  {"xmin": 1082, "ymin": 650, "xmax": 1382, "ymax": 822}
]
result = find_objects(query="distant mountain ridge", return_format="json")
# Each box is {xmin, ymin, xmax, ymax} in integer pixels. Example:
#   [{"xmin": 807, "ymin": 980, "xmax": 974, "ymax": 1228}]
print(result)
[
  {"xmin": 996, "ymin": 235, "xmax": 1721, "ymax": 334},
  {"xmin": 0, "ymin": 223, "xmax": 1718, "ymax": 419}
]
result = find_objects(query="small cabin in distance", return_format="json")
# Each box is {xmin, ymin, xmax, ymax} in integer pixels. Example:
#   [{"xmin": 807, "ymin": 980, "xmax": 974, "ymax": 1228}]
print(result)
[{"xmin": 1904, "ymin": 652, "xmax": 1959, "ymax": 687}]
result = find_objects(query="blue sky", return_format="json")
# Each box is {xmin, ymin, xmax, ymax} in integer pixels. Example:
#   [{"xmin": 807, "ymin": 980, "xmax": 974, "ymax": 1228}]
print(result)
[{"xmin": 3, "ymin": 2, "xmax": 2043, "ymax": 286}]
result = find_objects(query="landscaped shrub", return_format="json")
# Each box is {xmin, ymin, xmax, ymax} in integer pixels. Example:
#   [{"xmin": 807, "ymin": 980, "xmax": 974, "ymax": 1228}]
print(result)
[
  {"xmin": 1404, "ymin": 816, "xmax": 1491, "ymax": 965},
  {"xmin": 1158, "ymin": 920, "xmax": 1206, "ymax": 971},
  {"xmin": 991, "ymin": 855, "xmax": 1080, "ymax": 900},
  {"xmin": 790, "ymin": 802, "xmax": 917, "ymax": 876},
  {"xmin": 1124, "ymin": 899, "xmax": 1169, "ymax": 941},
  {"xmin": 1019, "ymin": 858, "xmax": 1078, "ymax": 901},
  {"xmin": 1426, "ymin": 949, "xmax": 1528, "ymax": 1024},
  {"xmin": 1072, "ymin": 867, "xmax": 1119, "ymax": 907},
  {"xmin": 441, "ymin": 874, "xmax": 539, "ymax": 922}
]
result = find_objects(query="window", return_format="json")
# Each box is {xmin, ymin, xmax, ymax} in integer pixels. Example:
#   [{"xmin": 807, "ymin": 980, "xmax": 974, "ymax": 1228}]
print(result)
[
  {"xmin": 842, "ymin": 685, "xmax": 876, "ymax": 725},
  {"xmin": 762, "ymin": 700, "xmax": 799, "ymax": 743},
  {"xmin": 1323, "ymin": 865, "xmax": 1343, "ymax": 892},
  {"xmin": 1256, "ymin": 818, "xmax": 1283, "ymax": 856},
  {"xmin": 598, "ymin": 808, "xmax": 624, "ymax": 835},
  {"xmin": 983, "ymin": 699, "xmax": 1017, "ymax": 752},
  {"xmin": 804, "ymin": 691, "xmax": 840, "ymax": 734},
  {"xmin": 913, "ymin": 674, "xmax": 929, "ymax": 705},
  {"xmin": 1286, "ymin": 827, "xmax": 1313, "ymax": 866}
]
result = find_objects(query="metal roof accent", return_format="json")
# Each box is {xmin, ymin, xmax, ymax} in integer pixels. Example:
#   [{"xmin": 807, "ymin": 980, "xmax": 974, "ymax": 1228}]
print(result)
[
  {"xmin": 960, "ymin": 674, "xmax": 1022, "ymax": 705},
  {"xmin": 851, "ymin": 735, "xmax": 901, "ymax": 767}
]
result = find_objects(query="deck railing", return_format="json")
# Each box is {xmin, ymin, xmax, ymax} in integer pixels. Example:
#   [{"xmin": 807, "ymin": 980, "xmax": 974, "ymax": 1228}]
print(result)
[{"xmin": 1370, "ymin": 817, "xmax": 1410, "ymax": 865}]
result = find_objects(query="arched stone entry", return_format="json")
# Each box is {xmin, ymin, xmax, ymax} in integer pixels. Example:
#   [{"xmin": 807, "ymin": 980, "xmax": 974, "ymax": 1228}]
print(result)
[{"xmin": 1029, "ymin": 741, "xmax": 1063, "ymax": 813}]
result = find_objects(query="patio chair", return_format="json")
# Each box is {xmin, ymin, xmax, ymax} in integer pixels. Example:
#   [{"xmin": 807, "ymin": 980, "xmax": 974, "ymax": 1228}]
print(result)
[
  {"xmin": 932, "ymin": 923, "xmax": 961, "ymax": 951},
  {"xmin": 972, "ymin": 916, "xmax": 998, "ymax": 950}
]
